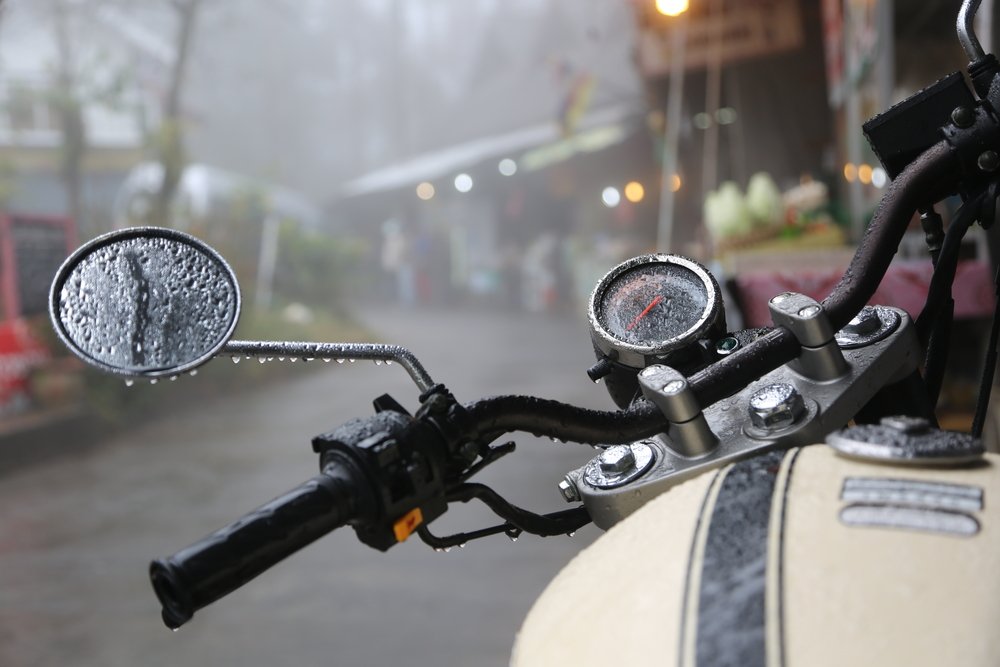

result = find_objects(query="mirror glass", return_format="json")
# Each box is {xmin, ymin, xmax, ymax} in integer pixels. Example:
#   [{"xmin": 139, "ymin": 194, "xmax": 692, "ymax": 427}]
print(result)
[{"xmin": 49, "ymin": 227, "xmax": 241, "ymax": 378}]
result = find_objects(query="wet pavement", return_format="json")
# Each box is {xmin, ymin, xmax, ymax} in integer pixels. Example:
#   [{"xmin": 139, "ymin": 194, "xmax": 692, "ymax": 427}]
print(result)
[{"xmin": 0, "ymin": 305, "xmax": 615, "ymax": 667}]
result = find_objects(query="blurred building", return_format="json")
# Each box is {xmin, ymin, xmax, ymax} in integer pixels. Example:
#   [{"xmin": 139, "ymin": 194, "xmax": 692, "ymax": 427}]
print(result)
[{"xmin": 0, "ymin": 2, "xmax": 172, "ymax": 237}]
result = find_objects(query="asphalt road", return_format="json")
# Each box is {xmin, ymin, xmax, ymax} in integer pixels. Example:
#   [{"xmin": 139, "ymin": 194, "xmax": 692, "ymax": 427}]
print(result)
[{"xmin": 0, "ymin": 305, "xmax": 615, "ymax": 667}]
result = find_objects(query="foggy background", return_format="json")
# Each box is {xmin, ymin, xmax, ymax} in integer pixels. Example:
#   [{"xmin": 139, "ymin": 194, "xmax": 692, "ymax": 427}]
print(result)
[{"xmin": 0, "ymin": 1, "xmax": 994, "ymax": 665}]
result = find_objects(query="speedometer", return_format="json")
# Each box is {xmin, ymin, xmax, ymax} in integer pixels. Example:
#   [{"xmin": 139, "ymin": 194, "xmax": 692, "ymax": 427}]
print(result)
[{"xmin": 588, "ymin": 254, "xmax": 724, "ymax": 369}]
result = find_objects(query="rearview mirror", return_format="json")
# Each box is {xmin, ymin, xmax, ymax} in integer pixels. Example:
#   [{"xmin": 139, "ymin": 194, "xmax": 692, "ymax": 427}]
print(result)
[{"xmin": 49, "ymin": 227, "xmax": 241, "ymax": 378}]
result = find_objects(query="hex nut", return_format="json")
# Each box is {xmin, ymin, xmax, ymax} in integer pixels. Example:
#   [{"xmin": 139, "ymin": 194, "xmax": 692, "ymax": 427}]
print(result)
[
  {"xmin": 842, "ymin": 306, "xmax": 881, "ymax": 337},
  {"xmin": 749, "ymin": 383, "xmax": 806, "ymax": 431},
  {"xmin": 558, "ymin": 477, "xmax": 580, "ymax": 502},
  {"xmin": 598, "ymin": 445, "xmax": 636, "ymax": 474}
]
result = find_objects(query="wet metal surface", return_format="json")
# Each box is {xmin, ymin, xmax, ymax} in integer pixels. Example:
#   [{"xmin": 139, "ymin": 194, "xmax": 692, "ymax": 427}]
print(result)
[
  {"xmin": 0, "ymin": 305, "xmax": 606, "ymax": 667},
  {"xmin": 51, "ymin": 228, "xmax": 240, "ymax": 378}
]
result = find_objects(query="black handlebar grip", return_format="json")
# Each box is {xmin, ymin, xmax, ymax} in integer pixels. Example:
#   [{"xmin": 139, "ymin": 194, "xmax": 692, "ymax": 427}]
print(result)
[{"xmin": 149, "ymin": 468, "xmax": 360, "ymax": 629}]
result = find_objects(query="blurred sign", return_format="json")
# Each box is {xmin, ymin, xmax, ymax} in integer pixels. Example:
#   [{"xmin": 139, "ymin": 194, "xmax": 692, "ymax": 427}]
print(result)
[
  {"xmin": 636, "ymin": 0, "xmax": 804, "ymax": 76},
  {"xmin": 0, "ymin": 213, "xmax": 75, "ymax": 416}
]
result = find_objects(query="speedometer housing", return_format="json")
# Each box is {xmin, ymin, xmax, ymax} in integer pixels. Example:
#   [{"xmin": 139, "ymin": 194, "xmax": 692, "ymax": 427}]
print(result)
[{"xmin": 588, "ymin": 254, "xmax": 725, "ymax": 370}]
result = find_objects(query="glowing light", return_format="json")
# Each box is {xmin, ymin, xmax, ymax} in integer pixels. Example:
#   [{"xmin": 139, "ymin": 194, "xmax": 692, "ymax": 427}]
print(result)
[
  {"xmin": 416, "ymin": 182, "xmax": 435, "ymax": 200},
  {"xmin": 671, "ymin": 173, "xmax": 682, "ymax": 192},
  {"xmin": 656, "ymin": 0, "xmax": 689, "ymax": 17},
  {"xmin": 454, "ymin": 173, "xmax": 473, "ymax": 193},
  {"xmin": 716, "ymin": 107, "xmax": 738, "ymax": 125},
  {"xmin": 602, "ymin": 186, "xmax": 621, "ymax": 208},
  {"xmin": 872, "ymin": 167, "xmax": 888, "ymax": 188},
  {"xmin": 858, "ymin": 163, "xmax": 873, "ymax": 185},
  {"xmin": 624, "ymin": 181, "xmax": 645, "ymax": 203},
  {"xmin": 843, "ymin": 163, "xmax": 857, "ymax": 182},
  {"xmin": 498, "ymin": 158, "xmax": 517, "ymax": 176}
]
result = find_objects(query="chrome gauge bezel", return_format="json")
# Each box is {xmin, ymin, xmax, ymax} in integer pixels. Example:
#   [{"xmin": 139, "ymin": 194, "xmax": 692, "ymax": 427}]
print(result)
[{"xmin": 587, "ymin": 254, "xmax": 723, "ymax": 369}]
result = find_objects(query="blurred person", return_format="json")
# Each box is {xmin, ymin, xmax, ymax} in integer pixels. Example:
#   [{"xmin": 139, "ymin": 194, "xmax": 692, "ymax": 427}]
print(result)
[
  {"xmin": 380, "ymin": 217, "xmax": 415, "ymax": 306},
  {"xmin": 522, "ymin": 232, "xmax": 559, "ymax": 313}
]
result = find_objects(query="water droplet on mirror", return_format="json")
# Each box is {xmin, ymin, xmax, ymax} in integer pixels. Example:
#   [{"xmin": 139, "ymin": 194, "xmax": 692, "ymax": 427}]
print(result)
[
  {"xmin": 323, "ymin": 358, "xmax": 332, "ymax": 363},
  {"xmin": 508, "ymin": 535, "xmax": 518, "ymax": 542},
  {"xmin": 349, "ymin": 359, "xmax": 356, "ymax": 364},
  {"xmin": 568, "ymin": 531, "xmax": 576, "ymax": 537},
  {"xmin": 258, "ymin": 358, "xmax": 267, "ymax": 364},
  {"xmin": 125, "ymin": 379, "xmax": 134, "ymax": 387},
  {"xmin": 278, "ymin": 357, "xmax": 285, "ymax": 362},
  {"xmin": 374, "ymin": 359, "xmax": 383, "ymax": 366},
  {"xmin": 189, "ymin": 370, "xmax": 198, "ymax": 376},
  {"xmin": 169, "ymin": 375, "xmax": 178, "ymax": 382},
  {"xmin": 458, "ymin": 543, "xmax": 466, "ymax": 549},
  {"xmin": 336, "ymin": 359, "xmax": 345, "ymax": 364},
  {"xmin": 231, "ymin": 356, "xmax": 241, "ymax": 364},
  {"xmin": 385, "ymin": 360, "xmax": 393, "ymax": 366},
  {"xmin": 150, "ymin": 378, "xmax": 158, "ymax": 385}
]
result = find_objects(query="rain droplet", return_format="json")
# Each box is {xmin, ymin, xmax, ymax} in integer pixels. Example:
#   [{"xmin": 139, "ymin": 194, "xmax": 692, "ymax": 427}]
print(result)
[
  {"xmin": 232, "ymin": 356, "xmax": 241, "ymax": 364},
  {"xmin": 189, "ymin": 370, "xmax": 198, "ymax": 377},
  {"xmin": 508, "ymin": 535, "xmax": 518, "ymax": 543},
  {"xmin": 349, "ymin": 359, "xmax": 356, "ymax": 364},
  {"xmin": 336, "ymin": 359, "xmax": 345, "ymax": 364},
  {"xmin": 323, "ymin": 358, "xmax": 332, "ymax": 363},
  {"xmin": 290, "ymin": 357, "xmax": 298, "ymax": 362},
  {"xmin": 258, "ymin": 358, "xmax": 267, "ymax": 364},
  {"xmin": 385, "ymin": 360, "xmax": 393, "ymax": 366},
  {"xmin": 169, "ymin": 375, "xmax": 178, "ymax": 382},
  {"xmin": 568, "ymin": 531, "xmax": 576, "ymax": 537},
  {"xmin": 150, "ymin": 378, "xmax": 158, "ymax": 385},
  {"xmin": 374, "ymin": 359, "xmax": 383, "ymax": 366},
  {"xmin": 124, "ymin": 379, "xmax": 134, "ymax": 387},
  {"xmin": 305, "ymin": 357, "xmax": 315, "ymax": 362},
  {"xmin": 458, "ymin": 543, "xmax": 466, "ymax": 549}
]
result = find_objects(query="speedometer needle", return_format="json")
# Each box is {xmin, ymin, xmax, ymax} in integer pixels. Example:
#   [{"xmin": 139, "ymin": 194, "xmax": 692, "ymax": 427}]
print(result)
[{"xmin": 626, "ymin": 295, "xmax": 664, "ymax": 331}]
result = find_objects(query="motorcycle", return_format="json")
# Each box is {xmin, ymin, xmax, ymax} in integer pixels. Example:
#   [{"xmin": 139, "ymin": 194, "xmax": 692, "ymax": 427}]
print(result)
[{"xmin": 47, "ymin": 1, "xmax": 1000, "ymax": 664}]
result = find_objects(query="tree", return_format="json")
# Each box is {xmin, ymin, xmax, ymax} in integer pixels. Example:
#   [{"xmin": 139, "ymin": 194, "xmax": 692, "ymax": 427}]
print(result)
[
  {"xmin": 50, "ymin": 0, "xmax": 87, "ymax": 229},
  {"xmin": 149, "ymin": 0, "xmax": 202, "ymax": 227}
]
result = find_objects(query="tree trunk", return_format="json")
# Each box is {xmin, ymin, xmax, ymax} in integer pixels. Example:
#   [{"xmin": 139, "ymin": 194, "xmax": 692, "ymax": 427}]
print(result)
[
  {"xmin": 151, "ymin": 0, "xmax": 201, "ymax": 227},
  {"xmin": 51, "ymin": 0, "xmax": 86, "ymax": 233}
]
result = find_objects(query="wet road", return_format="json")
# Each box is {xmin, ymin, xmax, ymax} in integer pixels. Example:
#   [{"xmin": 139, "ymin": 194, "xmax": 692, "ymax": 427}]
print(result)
[{"xmin": 0, "ymin": 305, "xmax": 614, "ymax": 667}]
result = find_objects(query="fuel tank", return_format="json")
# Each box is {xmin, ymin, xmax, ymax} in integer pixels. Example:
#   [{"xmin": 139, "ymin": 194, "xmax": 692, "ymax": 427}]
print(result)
[{"xmin": 513, "ymin": 445, "xmax": 1000, "ymax": 666}]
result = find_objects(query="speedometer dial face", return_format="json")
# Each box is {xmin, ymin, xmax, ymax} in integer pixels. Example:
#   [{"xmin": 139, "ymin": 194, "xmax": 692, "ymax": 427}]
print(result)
[
  {"xmin": 588, "ymin": 254, "xmax": 722, "ymax": 368},
  {"xmin": 599, "ymin": 263, "xmax": 708, "ymax": 345}
]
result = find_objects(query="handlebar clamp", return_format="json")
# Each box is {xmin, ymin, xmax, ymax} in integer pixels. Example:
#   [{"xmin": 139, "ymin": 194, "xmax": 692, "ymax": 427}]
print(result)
[{"xmin": 769, "ymin": 293, "xmax": 848, "ymax": 381}]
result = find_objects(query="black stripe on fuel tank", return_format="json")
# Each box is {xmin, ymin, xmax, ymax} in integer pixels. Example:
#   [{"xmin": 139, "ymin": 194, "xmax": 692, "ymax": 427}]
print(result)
[{"xmin": 695, "ymin": 449, "xmax": 785, "ymax": 667}]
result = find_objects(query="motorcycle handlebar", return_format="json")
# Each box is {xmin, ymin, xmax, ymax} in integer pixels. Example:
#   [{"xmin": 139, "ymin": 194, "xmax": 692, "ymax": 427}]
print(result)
[
  {"xmin": 149, "ymin": 466, "xmax": 362, "ymax": 629},
  {"xmin": 463, "ymin": 139, "xmax": 961, "ymax": 446}
]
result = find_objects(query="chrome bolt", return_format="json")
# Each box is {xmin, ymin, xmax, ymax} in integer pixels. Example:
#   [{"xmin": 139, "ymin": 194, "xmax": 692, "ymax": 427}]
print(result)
[
  {"xmin": 749, "ymin": 383, "xmax": 806, "ymax": 431},
  {"xmin": 558, "ymin": 477, "xmax": 580, "ymax": 502},
  {"xmin": 951, "ymin": 105, "xmax": 975, "ymax": 128},
  {"xmin": 881, "ymin": 415, "xmax": 930, "ymax": 434},
  {"xmin": 598, "ymin": 445, "xmax": 636, "ymax": 475},
  {"xmin": 842, "ymin": 306, "xmax": 882, "ymax": 337},
  {"xmin": 979, "ymin": 150, "xmax": 1000, "ymax": 172},
  {"xmin": 662, "ymin": 380, "xmax": 685, "ymax": 394},
  {"xmin": 798, "ymin": 305, "xmax": 821, "ymax": 318}
]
